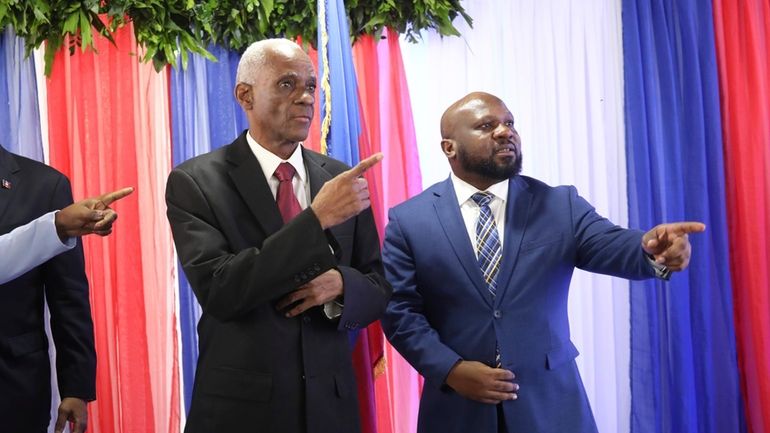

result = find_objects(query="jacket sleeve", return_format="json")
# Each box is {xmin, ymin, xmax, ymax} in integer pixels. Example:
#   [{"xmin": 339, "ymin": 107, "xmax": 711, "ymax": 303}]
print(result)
[
  {"xmin": 165, "ymin": 167, "xmax": 340, "ymax": 322},
  {"xmin": 43, "ymin": 175, "xmax": 96, "ymax": 401},
  {"xmin": 569, "ymin": 186, "xmax": 656, "ymax": 279},
  {"xmin": 335, "ymin": 206, "xmax": 392, "ymax": 331},
  {"xmin": 380, "ymin": 208, "xmax": 462, "ymax": 389}
]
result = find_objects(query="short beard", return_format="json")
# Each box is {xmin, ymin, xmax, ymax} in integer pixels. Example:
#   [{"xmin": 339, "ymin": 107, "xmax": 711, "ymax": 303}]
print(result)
[{"xmin": 458, "ymin": 147, "xmax": 522, "ymax": 182}]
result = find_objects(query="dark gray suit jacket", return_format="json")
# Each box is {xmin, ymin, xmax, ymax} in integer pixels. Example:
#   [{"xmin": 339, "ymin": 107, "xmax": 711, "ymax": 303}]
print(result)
[
  {"xmin": 0, "ymin": 145, "xmax": 96, "ymax": 432},
  {"xmin": 166, "ymin": 132, "xmax": 391, "ymax": 433}
]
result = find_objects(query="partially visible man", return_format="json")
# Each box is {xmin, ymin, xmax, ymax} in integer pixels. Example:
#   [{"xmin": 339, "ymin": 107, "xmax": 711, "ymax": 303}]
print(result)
[
  {"xmin": 0, "ymin": 186, "xmax": 133, "ymax": 285},
  {"xmin": 166, "ymin": 39, "xmax": 391, "ymax": 433},
  {"xmin": 381, "ymin": 92, "xmax": 705, "ymax": 433},
  {"xmin": 0, "ymin": 145, "xmax": 111, "ymax": 432}
]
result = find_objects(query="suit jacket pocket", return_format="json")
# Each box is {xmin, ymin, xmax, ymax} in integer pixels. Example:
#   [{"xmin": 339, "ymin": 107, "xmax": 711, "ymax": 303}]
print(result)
[
  {"xmin": 201, "ymin": 367, "xmax": 272, "ymax": 402},
  {"xmin": 520, "ymin": 234, "xmax": 564, "ymax": 254},
  {"xmin": 6, "ymin": 331, "xmax": 47, "ymax": 357},
  {"xmin": 334, "ymin": 374, "xmax": 352, "ymax": 399},
  {"xmin": 546, "ymin": 341, "xmax": 580, "ymax": 370}
]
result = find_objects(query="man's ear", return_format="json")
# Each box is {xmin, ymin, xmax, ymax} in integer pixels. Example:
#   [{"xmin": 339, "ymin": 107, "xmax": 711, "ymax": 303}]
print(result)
[
  {"xmin": 235, "ymin": 83, "xmax": 253, "ymax": 109},
  {"xmin": 441, "ymin": 139, "xmax": 456, "ymax": 159}
]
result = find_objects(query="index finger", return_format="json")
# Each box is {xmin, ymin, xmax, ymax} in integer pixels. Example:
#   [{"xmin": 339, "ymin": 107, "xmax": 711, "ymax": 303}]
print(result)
[
  {"xmin": 97, "ymin": 187, "xmax": 135, "ymax": 206},
  {"xmin": 342, "ymin": 153, "xmax": 383, "ymax": 179},
  {"xmin": 667, "ymin": 221, "xmax": 706, "ymax": 235}
]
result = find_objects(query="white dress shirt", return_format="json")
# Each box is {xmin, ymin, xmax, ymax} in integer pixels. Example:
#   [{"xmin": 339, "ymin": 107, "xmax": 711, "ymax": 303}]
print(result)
[
  {"xmin": 246, "ymin": 132, "xmax": 343, "ymax": 317},
  {"xmin": 451, "ymin": 173, "xmax": 508, "ymax": 257},
  {"xmin": 0, "ymin": 211, "xmax": 75, "ymax": 284}
]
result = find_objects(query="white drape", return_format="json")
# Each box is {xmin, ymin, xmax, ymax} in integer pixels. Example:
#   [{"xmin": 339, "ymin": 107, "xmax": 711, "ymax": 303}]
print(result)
[{"xmin": 400, "ymin": 1, "xmax": 630, "ymax": 432}]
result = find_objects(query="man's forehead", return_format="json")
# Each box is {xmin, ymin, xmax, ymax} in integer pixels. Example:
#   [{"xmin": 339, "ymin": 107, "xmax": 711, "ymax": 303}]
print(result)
[{"xmin": 457, "ymin": 98, "xmax": 512, "ymax": 119}]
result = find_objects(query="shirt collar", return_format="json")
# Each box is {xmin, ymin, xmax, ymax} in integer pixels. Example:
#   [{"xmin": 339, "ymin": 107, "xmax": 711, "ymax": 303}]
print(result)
[
  {"xmin": 246, "ymin": 131, "xmax": 307, "ymax": 183},
  {"xmin": 450, "ymin": 172, "xmax": 509, "ymax": 207}
]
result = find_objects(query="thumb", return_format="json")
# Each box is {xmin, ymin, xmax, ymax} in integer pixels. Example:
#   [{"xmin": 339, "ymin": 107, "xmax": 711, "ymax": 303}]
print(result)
[{"xmin": 54, "ymin": 408, "xmax": 68, "ymax": 433}]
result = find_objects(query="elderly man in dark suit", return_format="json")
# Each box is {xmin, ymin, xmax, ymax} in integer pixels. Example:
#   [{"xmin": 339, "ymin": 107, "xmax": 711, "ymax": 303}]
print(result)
[
  {"xmin": 166, "ymin": 38, "xmax": 391, "ymax": 433},
  {"xmin": 0, "ymin": 145, "xmax": 101, "ymax": 433}
]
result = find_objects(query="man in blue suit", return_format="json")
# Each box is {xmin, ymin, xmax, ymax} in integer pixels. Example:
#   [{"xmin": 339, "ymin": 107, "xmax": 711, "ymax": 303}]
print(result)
[{"xmin": 381, "ymin": 92, "xmax": 704, "ymax": 433}]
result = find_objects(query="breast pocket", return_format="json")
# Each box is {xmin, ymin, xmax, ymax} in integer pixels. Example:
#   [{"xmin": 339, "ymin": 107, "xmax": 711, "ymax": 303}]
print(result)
[{"xmin": 520, "ymin": 234, "xmax": 564, "ymax": 254}]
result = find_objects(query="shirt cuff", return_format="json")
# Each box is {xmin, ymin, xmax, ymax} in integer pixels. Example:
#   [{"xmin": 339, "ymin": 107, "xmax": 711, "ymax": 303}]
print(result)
[
  {"xmin": 323, "ymin": 299, "xmax": 344, "ymax": 319},
  {"xmin": 645, "ymin": 253, "xmax": 671, "ymax": 280},
  {"xmin": 47, "ymin": 211, "xmax": 76, "ymax": 249}
]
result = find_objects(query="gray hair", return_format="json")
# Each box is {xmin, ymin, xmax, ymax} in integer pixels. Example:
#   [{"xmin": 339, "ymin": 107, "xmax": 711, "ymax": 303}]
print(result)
[{"xmin": 235, "ymin": 38, "xmax": 302, "ymax": 85}]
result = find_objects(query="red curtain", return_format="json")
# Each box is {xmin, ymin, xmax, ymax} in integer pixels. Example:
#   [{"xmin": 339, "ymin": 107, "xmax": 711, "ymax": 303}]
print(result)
[
  {"xmin": 46, "ymin": 25, "xmax": 179, "ymax": 433},
  {"xmin": 353, "ymin": 29, "xmax": 424, "ymax": 433},
  {"xmin": 712, "ymin": 1, "xmax": 770, "ymax": 432}
]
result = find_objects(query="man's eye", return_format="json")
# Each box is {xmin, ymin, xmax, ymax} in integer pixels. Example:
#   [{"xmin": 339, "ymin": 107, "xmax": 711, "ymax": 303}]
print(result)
[
  {"xmin": 479, "ymin": 123, "xmax": 491, "ymax": 129},
  {"xmin": 505, "ymin": 121, "xmax": 514, "ymax": 127},
  {"xmin": 307, "ymin": 84, "xmax": 317, "ymax": 92},
  {"xmin": 279, "ymin": 81, "xmax": 293, "ymax": 89}
]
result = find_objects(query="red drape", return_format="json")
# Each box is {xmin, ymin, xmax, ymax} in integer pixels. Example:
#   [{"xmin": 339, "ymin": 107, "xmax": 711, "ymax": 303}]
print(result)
[
  {"xmin": 46, "ymin": 25, "xmax": 178, "ymax": 433},
  {"xmin": 353, "ymin": 30, "xmax": 424, "ymax": 433},
  {"xmin": 712, "ymin": 2, "xmax": 770, "ymax": 432}
]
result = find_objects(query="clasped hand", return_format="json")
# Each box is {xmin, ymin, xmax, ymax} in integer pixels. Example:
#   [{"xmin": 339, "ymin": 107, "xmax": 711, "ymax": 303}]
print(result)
[{"xmin": 446, "ymin": 360, "xmax": 519, "ymax": 404}]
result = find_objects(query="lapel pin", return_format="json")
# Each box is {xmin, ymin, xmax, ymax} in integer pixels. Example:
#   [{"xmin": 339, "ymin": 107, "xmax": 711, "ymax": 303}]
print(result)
[{"xmin": 1, "ymin": 179, "xmax": 10, "ymax": 189}]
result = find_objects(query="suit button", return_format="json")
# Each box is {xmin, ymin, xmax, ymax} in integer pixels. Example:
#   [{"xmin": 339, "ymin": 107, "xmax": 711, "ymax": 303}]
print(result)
[
  {"xmin": 303, "ymin": 316, "xmax": 311, "ymax": 324},
  {"xmin": 493, "ymin": 310, "xmax": 502, "ymax": 319}
]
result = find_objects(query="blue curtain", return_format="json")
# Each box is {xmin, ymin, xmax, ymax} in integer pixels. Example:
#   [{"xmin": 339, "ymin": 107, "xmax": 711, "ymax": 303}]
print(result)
[
  {"xmin": 0, "ymin": 28, "xmax": 43, "ymax": 160},
  {"xmin": 169, "ymin": 45, "xmax": 247, "ymax": 413},
  {"xmin": 622, "ymin": 1, "xmax": 745, "ymax": 432}
]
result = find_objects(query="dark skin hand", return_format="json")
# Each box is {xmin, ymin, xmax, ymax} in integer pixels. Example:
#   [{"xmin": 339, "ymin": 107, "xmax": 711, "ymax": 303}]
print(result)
[
  {"xmin": 445, "ymin": 360, "xmax": 519, "ymax": 404},
  {"xmin": 641, "ymin": 221, "xmax": 705, "ymax": 271},
  {"xmin": 275, "ymin": 154, "xmax": 383, "ymax": 317},
  {"xmin": 54, "ymin": 397, "xmax": 87, "ymax": 433},
  {"xmin": 276, "ymin": 269, "xmax": 343, "ymax": 317},
  {"xmin": 55, "ymin": 187, "xmax": 134, "ymax": 240},
  {"xmin": 310, "ymin": 153, "xmax": 383, "ymax": 230}
]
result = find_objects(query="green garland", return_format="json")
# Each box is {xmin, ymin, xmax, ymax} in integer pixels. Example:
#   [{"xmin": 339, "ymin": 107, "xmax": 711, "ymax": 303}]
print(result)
[{"xmin": 0, "ymin": 0, "xmax": 471, "ymax": 76}]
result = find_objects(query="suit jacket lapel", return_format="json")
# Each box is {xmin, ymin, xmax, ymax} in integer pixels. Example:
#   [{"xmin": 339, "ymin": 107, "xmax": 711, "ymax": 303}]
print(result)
[
  {"xmin": 226, "ymin": 134, "xmax": 284, "ymax": 236},
  {"xmin": 494, "ymin": 176, "xmax": 532, "ymax": 305},
  {"xmin": 433, "ymin": 178, "xmax": 494, "ymax": 308},
  {"xmin": 302, "ymin": 148, "xmax": 333, "ymax": 200},
  {"xmin": 0, "ymin": 146, "xmax": 20, "ymax": 222}
]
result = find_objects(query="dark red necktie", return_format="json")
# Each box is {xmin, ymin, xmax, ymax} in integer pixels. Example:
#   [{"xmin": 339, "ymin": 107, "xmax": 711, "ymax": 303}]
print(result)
[{"xmin": 274, "ymin": 162, "xmax": 303, "ymax": 223}]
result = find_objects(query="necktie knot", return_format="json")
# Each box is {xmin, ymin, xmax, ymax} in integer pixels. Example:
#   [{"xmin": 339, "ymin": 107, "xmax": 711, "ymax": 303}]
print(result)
[
  {"xmin": 471, "ymin": 191, "xmax": 494, "ymax": 207},
  {"xmin": 274, "ymin": 162, "xmax": 296, "ymax": 182}
]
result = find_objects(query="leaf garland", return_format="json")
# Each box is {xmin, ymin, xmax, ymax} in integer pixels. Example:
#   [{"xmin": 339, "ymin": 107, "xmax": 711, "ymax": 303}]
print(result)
[{"xmin": 0, "ymin": 0, "xmax": 472, "ymax": 75}]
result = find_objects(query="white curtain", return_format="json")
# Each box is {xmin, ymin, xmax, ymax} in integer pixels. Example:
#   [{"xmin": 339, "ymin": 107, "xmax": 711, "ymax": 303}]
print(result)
[{"xmin": 400, "ymin": 1, "xmax": 630, "ymax": 432}]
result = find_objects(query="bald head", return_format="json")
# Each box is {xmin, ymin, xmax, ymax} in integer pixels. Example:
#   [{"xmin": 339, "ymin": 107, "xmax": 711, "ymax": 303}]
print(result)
[
  {"xmin": 440, "ymin": 92, "xmax": 507, "ymax": 139},
  {"xmin": 236, "ymin": 39, "xmax": 309, "ymax": 85}
]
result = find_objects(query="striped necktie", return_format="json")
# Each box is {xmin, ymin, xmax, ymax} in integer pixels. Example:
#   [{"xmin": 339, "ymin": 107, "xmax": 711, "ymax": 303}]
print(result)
[
  {"xmin": 472, "ymin": 192, "xmax": 502, "ymax": 297},
  {"xmin": 472, "ymin": 191, "xmax": 503, "ymax": 368}
]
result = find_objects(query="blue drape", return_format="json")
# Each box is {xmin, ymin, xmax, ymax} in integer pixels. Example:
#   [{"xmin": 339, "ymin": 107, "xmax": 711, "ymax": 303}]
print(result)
[
  {"xmin": 317, "ymin": 0, "xmax": 362, "ymax": 166},
  {"xmin": 0, "ymin": 28, "xmax": 43, "ymax": 160},
  {"xmin": 622, "ymin": 1, "xmax": 745, "ymax": 432},
  {"xmin": 169, "ymin": 45, "xmax": 246, "ymax": 413}
]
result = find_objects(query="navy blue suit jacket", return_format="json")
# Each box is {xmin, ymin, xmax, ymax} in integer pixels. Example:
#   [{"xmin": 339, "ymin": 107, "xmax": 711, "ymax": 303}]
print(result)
[
  {"xmin": 0, "ymin": 146, "xmax": 95, "ymax": 432},
  {"xmin": 382, "ymin": 175, "xmax": 655, "ymax": 433}
]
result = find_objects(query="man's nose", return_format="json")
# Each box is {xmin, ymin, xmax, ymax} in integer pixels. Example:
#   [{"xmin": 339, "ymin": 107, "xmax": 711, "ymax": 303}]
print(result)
[
  {"xmin": 298, "ymin": 90, "xmax": 314, "ymax": 105},
  {"xmin": 493, "ymin": 124, "xmax": 515, "ymax": 140}
]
